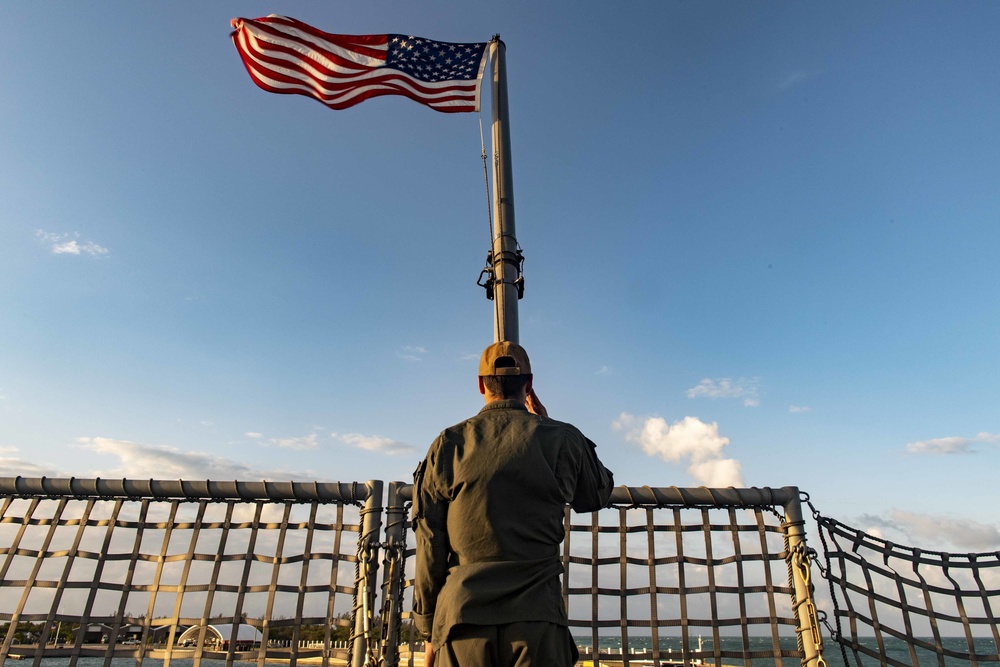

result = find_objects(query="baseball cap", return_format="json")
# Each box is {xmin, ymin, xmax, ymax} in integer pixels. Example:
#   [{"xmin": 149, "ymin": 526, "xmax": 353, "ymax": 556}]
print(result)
[{"xmin": 478, "ymin": 341, "xmax": 532, "ymax": 376}]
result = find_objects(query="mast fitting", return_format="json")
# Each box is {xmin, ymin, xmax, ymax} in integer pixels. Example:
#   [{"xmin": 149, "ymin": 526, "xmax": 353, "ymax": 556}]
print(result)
[{"xmin": 477, "ymin": 247, "xmax": 525, "ymax": 301}]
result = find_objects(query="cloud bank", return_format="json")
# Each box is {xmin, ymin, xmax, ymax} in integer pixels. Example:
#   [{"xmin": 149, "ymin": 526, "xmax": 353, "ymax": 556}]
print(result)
[
  {"xmin": 860, "ymin": 510, "xmax": 1000, "ymax": 552},
  {"xmin": 0, "ymin": 448, "xmax": 64, "ymax": 478},
  {"xmin": 614, "ymin": 413, "xmax": 744, "ymax": 487},
  {"xmin": 75, "ymin": 437, "xmax": 296, "ymax": 480},
  {"xmin": 3, "ymin": 428, "xmax": 416, "ymax": 484}
]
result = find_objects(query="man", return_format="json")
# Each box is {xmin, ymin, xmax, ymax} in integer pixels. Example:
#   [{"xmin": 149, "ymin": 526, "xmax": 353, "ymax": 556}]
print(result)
[{"xmin": 412, "ymin": 341, "xmax": 614, "ymax": 667}]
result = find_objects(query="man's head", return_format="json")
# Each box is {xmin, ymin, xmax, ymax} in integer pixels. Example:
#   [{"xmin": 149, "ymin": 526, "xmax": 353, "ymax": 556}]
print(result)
[{"xmin": 478, "ymin": 341, "xmax": 532, "ymax": 402}]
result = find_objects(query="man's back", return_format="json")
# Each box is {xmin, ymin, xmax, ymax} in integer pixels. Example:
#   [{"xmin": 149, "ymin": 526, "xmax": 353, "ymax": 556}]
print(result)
[
  {"xmin": 412, "ymin": 341, "xmax": 614, "ymax": 667},
  {"xmin": 424, "ymin": 400, "xmax": 609, "ymax": 564}
]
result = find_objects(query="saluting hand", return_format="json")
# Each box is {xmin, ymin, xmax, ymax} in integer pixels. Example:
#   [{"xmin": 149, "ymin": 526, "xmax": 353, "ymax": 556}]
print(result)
[{"xmin": 526, "ymin": 388, "xmax": 548, "ymax": 418}]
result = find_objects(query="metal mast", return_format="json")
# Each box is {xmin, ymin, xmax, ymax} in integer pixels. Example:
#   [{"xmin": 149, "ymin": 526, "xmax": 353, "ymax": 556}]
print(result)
[{"xmin": 488, "ymin": 37, "xmax": 523, "ymax": 344}]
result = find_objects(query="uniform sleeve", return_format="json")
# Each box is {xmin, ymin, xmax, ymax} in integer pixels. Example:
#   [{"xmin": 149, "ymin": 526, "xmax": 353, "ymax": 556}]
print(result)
[
  {"xmin": 411, "ymin": 443, "xmax": 450, "ymax": 641},
  {"xmin": 569, "ymin": 435, "xmax": 615, "ymax": 513}
]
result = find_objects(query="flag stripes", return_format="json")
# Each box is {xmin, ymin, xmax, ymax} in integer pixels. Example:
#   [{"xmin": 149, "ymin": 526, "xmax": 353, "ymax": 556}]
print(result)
[{"xmin": 231, "ymin": 15, "xmax": 489, "ymax": 113}]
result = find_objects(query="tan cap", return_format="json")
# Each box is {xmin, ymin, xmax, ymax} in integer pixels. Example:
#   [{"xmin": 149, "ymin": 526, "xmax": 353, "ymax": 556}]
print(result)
[{"xmin": 478, "ymin": 341, "xmax": 532, "ymax": 376}]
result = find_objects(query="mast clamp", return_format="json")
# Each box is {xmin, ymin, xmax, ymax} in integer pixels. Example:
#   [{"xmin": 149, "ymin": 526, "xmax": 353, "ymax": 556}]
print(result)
[{"xmin": 477, "ymin": 248, "xmax": 525, "ymax": 300}]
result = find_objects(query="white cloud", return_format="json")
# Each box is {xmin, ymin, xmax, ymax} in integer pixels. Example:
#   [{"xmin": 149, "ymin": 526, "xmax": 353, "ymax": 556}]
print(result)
[
  {"xmin": 907, "ymin": 437, "xmax": 973, "ymax": 455},
  {"xmin": 35, "ymin": 230, "xmax": 109, "ymax": 256},
  {"xmin": 268, "ymin": 433, "xmax": 319, "ymax": 450},
  {"xmin": 906, "ymin": 432, "xmax": 1000, "ymax": 455},
  {"xmin": 688, "ymin": 457, "xmax": 744, "ymax": 488},
  {"xmin": 76, "ymin": 437, "xmax": 273, "ymax": 480},
  {"xmin": 333, "ymin": 432, "xmax": 416, "ymax": 456},
  {"xmin": 614, "ymin": 413, "xmax": 744, "ymax": 487},
  {"xmin": 0, "ymin": 446, "xmax": 64, "ymax": 477},
  {"xmin": 686, "ymin": 378, "xmax": 761, "ymax": 407},
  {"xmin": 859, "ymin": 510, "xmax": 1000, "ymax": 552},
  {"xmin": 4, "ymin": 437, "xmax": 315, "ymax": 484},
  {"xmin": 398, "ymin": 345, "xmax": 426, "ymax": 362},
  {"xmin": 0, "ymin": 458, "xmax": 63, "ymax": 478},
  {"xmin": 245, "ymin": 432, "xmax": 263, "ymax": 439},
  {"xmin": 596, "ymin": 366, "xmax": 612, "ymax": 376},
  {"xmin": 789, "ymin": 405, "xmax": 812, "ymax": 413}
]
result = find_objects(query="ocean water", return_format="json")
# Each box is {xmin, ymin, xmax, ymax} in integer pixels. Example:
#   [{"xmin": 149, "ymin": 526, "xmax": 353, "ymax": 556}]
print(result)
[{"xmin": 569, "ymin": 634, "xmax": 1000, "ymax": 666}]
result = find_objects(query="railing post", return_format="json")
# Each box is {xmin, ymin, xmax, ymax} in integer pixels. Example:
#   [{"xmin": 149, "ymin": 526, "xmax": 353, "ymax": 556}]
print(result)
[
  {"xmin": 379, "ymin": 481, "xmax": 410, "ymax": 667},
  {"xmin": 783, "ymin": 486, "xmax": 825, "ymax": 666},
  {"xmin": 352, "ymin": 480, "xmax": 383, "ymax": 667}
]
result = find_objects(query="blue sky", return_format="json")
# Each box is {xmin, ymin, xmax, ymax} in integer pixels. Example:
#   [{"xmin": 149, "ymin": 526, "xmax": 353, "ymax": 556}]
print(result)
[{"xmin": 2, "ymin": 2, "xmax": 998, "ymax": 551}]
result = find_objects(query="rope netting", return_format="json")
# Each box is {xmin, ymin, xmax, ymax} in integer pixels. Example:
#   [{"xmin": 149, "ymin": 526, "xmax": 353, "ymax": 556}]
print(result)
[
  {"xmin": 811, "ymin": 504, "xmax": 1000, "ymax": 667},
  {"xmin": 0, "ymin": 479, "xmax": 370, "ymax": 667},
  {"xmin": 388, "ymin": 485, "xmax": 815, "ymax": 667},
  {"xmin": 564, "ymin": 488, "xmax": 809, "ymax": 667},
  {"xmin": 9, "ymin": 478, "xmax": 1000, "ymax": 667}
]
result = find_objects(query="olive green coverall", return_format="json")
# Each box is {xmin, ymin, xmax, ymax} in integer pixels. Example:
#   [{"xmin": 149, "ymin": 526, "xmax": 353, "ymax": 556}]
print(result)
[{"xmin": 413, "ymin": 399, "xmax": 614, "ymax": 667}]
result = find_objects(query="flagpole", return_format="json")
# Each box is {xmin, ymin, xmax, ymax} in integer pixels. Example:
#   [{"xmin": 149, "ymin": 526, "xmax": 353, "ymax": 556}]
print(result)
[{"xmin": 489, "ymin": 37, "xmax": 522, "ymax": 344}]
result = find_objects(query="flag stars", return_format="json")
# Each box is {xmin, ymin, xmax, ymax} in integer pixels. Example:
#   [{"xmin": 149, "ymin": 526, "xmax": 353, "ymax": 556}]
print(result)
[{"xmin": 385, "ymin": 36, "xmax": 485, "ymax": 83}]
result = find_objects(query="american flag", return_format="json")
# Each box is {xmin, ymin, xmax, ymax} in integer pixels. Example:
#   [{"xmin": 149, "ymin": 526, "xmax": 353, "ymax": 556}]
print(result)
[{"xmin": 230, "ymin": 15, "xmax": 489, "ymax": 113}]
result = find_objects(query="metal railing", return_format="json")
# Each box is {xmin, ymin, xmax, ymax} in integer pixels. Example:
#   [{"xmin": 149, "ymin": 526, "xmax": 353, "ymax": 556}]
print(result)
[
  {"xmin": 0, "ymin": 477, "xmax": 380, "ymax": 667},
  {"xmin": 1, "ymin": 477, "xmax": 824, "ymax": 667}
]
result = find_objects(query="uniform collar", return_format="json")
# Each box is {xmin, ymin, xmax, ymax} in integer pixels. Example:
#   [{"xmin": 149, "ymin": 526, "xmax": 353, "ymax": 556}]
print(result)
[{"xmin": 479, "ymin": 399, "xmax": 528, "ymax": 413}]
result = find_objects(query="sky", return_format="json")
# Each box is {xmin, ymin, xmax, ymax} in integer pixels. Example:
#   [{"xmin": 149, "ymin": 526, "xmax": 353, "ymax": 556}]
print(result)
[{"xmin": 2, "ymin": 1, "xmax": 999, "ymax": 553}]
